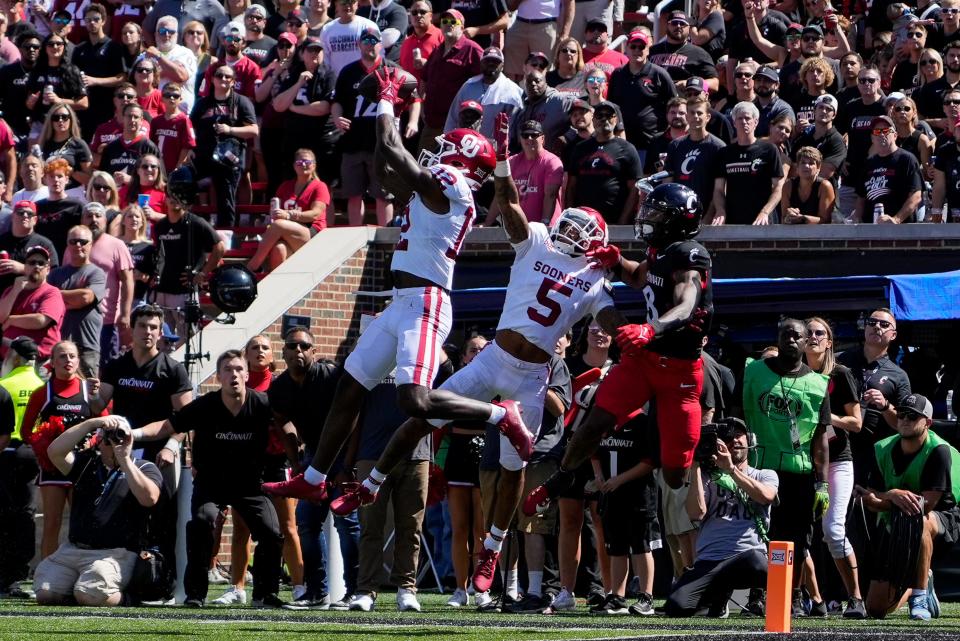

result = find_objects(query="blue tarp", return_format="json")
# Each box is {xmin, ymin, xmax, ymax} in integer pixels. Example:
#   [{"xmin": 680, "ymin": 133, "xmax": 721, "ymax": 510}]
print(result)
[{"xmin": 450, "ymin": 270, "xmax": 960, "ymax": 321}]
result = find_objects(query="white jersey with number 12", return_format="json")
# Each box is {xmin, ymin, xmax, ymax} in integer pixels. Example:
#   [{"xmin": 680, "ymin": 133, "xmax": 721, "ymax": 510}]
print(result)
[
  {"xmin": 497, "ymin": 222, "xmax": 613, "ymax": 354},
  {"xmin": 390, "ymin": 164, "xmax": 475, "ymax": 290}
]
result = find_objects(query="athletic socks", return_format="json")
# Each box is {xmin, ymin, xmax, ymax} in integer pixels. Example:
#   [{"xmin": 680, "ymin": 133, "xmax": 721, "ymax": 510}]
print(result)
[
  {"xmin": 484, "ymin": 525, "xmax": 506, "ymax": 552},
  {"xmin": 489, "ymin": 404, "xmax": 506, "ymax": 424},
  {"xmin": 304, "ymin": 466, "xmax": 327, "ymax": 486},
  {"xmin": 527, "ymin": 571, "xmax": 543, "ymax": 598},
  {"xmin": 362, "ymin": 467, "xmax": 387, "ymax": 495}
]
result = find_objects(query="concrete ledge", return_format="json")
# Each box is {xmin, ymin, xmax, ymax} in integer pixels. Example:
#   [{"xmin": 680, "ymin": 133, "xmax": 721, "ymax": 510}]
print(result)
[
  {"xmin": 370, "ymin": 223, "xmax": 960, "ymax": 245},
  {"xmin": 179, "ymin": 226, "xmax": 374, "ymax": 383}
]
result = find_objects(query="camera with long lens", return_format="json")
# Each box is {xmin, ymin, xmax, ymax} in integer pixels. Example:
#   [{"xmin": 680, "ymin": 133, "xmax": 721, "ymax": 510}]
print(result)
[{"xmin": 104, "ymin": 426, "xmax": 130, "ymax": 445}]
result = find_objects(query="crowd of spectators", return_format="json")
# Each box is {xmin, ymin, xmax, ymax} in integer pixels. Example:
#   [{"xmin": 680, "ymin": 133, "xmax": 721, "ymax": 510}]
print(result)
[{"xmin": 0, "ymin": 0, "xmax": 959, "ymax": 621}]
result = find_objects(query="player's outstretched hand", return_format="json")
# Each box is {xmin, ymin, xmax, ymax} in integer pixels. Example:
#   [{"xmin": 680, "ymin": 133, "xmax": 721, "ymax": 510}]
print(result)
[
  {"xmin": 586, "ymin": 244, "xmax": 621, "ymax": 270},
  {"xmin": 495, "ymin": 110, "xmax": 510, "ymax": 161},
  {"xmin": 616, "ymin": 323, "xmax": 656, "ymax": 356},
  {"xmin": 375, "ymin": 67, "xmax": 402, "ymax": 106}
]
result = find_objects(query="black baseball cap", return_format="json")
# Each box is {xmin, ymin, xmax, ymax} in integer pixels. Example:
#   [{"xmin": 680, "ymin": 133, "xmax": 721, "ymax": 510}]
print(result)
[
  {"xmin": 585, "ymin": 17, "xmax": 608, "ymax": 31},
  {"xmin": 899, "ymin": 394, "xmax": 933, "ymax": 419},
  {"xmin": 9, "ymin": 337, "xmax": 39, "ymax": 361}
]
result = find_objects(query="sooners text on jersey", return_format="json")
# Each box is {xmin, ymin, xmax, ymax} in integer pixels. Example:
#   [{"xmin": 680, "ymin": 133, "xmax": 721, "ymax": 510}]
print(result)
[{"xmin": 497, "ymin": 223, "xmax": 613, "ymax": 354}]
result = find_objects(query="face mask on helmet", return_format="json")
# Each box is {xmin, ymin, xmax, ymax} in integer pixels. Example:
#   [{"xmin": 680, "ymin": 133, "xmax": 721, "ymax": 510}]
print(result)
[
  {"xmin": 635, "ymin": 201, "xmax": 666, "ymax": 243},
  {"xmin": 550, "ymin": 207, "xmax": 607, "ymax": 256},
  {"xmin": 417, "ymin": 131, "xmax": 492, "ymax": 191}
]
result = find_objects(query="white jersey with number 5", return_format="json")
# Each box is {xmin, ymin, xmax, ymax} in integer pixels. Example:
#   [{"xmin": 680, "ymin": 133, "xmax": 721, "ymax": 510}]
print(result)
[
  {"xmin": 496, "ymin": 223, "xmax": 613, "ymax": 354},
  {"xmin": 391, "ymin": 163, "xmax": 476, "ymax": 290}
]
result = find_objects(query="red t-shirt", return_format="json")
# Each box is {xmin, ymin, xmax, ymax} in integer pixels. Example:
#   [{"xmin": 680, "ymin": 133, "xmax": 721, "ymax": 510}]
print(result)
[
  {"xmin": 137, "ymin": 89, "xmax": 165, "ymax": 119},
  {"xmin": 583, "ymin": 48, "xmax": 629, "ymax": 77},
  {"xmin": 398, "ymin": 26, "xmax": 443, "ymax": 85},
  {"xmin": 90, "ymin": 118, "xmax": 151, "ymax": 154},
  {"xmin": 275, "ymin": 178, "xmax": 331, "ymax": 233},
  {"xmin": 2, "ymin": 282, "xmax": 65, "ymax": 360},
  {"xmin": 118, "ymin": 184, "xmax": 167, "ymax": 212},
  {"xmin": 150, "ymin": 112, "xmax": 197, "ymax": 173},
  {"xmin": 201, "ymin": 57, "xmax": 263, "ymax": 101}
]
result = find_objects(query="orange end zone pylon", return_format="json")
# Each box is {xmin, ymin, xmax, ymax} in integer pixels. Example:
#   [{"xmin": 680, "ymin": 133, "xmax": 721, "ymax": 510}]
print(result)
[{"xmin": 766, "ymin": 541, "xmax": 795, "ymax": 633}]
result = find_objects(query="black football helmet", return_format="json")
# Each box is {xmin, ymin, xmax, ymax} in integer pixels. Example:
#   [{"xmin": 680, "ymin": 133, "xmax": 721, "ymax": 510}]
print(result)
[
  {"xmin": 209, "ymin": 264, "xmax": 258, "ymax": 313},
  {"xmin": 167, "ymin": 164, "xmax": 199, "ymax": 207},
  {"xmin": 635, "ymin": 183, "xmax": 703, "ymax": 248}
]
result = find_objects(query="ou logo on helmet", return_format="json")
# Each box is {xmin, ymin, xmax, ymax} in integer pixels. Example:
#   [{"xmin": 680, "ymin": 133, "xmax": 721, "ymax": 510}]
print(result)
[{"xmin": 460, "ymin": 134, "xmax": 481, "ymax": 158}]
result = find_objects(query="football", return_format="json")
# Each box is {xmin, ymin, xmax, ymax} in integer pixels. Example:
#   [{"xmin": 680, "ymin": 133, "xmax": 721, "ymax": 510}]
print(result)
[{"xmin": 357, "ymin": 66, "xmax": 419, "ymax": 105}]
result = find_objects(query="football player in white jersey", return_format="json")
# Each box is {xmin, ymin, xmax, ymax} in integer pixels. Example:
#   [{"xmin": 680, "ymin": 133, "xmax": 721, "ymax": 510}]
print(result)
[
  {"xmin": 330, "ymin": 111, "xmax": 630, "ymax": 594},
  {"xmin": 263, "ymin": 68, "xmax": 522, "ymax": 505}
]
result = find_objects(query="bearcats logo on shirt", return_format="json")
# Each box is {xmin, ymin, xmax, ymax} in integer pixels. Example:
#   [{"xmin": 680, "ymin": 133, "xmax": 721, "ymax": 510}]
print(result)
[{"xmin": 864, "ymin": 169, "xmax": 894, "ymax": 201}]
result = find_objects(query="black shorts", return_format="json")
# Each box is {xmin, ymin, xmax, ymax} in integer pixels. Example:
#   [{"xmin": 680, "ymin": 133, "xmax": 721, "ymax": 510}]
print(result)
[
  {"xmin": 601, "ymin": 503, "xmax": 661, "ymax": 556},
  {"xmin": 261, "ymin": 454, "xmax": 290, "ymax": 484},
  {"xmin": 37, "ymin": 466, "xmax": 71, "ymax": 488},
  {"xmin": 558, "ymin": 460, "xmax": 597, "ymax": 501},
  {"xmin": 768, "ymin": 471, "xmax": 814, "ymax": 557},
  {"xmin": 934, "ymin": 507, "xmax": 960, "ymax": 545},
  {"xmin": 444, "ymin": 432, "xmax": 481, "ymax": 488}
]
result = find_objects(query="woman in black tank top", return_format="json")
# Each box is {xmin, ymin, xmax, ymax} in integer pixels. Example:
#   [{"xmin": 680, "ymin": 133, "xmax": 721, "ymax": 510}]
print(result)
[
  {"xmin": 892, "ymin": 96, "xmax": 934, "ymax": 185},
  {"xmin": 781, "ymin": 146, "xmax": 836, "ymax": 224}
]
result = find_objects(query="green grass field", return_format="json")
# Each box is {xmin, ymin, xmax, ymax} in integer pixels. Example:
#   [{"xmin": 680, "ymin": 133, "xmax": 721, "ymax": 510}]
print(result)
[{"xmin": 3, "ymin": 591, "xmax": 960, "ymax": 641}]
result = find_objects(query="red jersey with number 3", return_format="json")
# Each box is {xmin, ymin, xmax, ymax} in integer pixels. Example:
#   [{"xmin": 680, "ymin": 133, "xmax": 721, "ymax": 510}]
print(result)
[
  {"xmin": 390, "ymin": 163, "xmax": 475, "ymax": 290},
  {"xmin": 497, "ymin": 222, "xmax": 613, "ymax": 354}
]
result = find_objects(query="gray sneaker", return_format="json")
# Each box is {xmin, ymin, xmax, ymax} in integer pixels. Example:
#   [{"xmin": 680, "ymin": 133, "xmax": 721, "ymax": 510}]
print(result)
[
  {"xmin": 629, "ymin": 592, "xmax": 654, "ymax": 616},
  {"xmin": 842, "ymin": 597, "xmax": 866, "ymax": 620},
  {"xmin": 329, "ymin": 594, "xmax": 353, "ymax": 610},
  {"xmin": 927, "ymin": 569, "xmax": 941, "ymax": 619}
]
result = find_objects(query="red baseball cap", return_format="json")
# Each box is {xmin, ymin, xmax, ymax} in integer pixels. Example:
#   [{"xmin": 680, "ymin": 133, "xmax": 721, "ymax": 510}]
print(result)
[
  {"xmin": 627, "ymin": 30, "xmax": 650, "ymax": 46},
  {"xmin": 13, "ymin": 200, "xmax": 37, "ymax": 214},
  {"xmin": 440, "ymin": 8, "xmax": 465, "ymax": 24},
  {"xmin": 459, "ymin": 100, "xmax": 484, "ymax": 114}
]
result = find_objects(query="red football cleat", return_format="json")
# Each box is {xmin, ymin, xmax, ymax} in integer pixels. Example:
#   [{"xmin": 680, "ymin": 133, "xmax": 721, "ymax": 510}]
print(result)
[
  {"xmin": 330, "ymin": 483, "xmax": 377, "ymax": 516},
  {"xmin": 494, "ymin": 400, "xmax": 532, "ymax": 461},
  {"xmin": 522, "ymin": 483, "xmax": 552, "ymax": 517},
  {"xmin": 472, "ymin": 547, "xmax": 501, "ymax": 594},
  {"xmin": 262, "ymin": 474, "xmax": 329, "ymax": 503}
]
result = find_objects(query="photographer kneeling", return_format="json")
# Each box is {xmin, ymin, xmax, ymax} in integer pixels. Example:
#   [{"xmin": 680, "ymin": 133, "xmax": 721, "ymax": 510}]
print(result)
[
  {"xmin": 664, "ymin": 418, "xmax": 779, "ymax": 617},
  {"xmin": 34, "ymin": 416, "xmax": 162, "ymax": 606}
]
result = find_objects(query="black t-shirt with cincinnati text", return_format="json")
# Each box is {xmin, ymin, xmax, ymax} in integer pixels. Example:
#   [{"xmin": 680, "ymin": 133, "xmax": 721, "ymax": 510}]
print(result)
[
  {"xmin": 836, "ymin": 97, "xmax": 886, "ymax": 189},
  {"xmin": 715, "ymin": 140, "xmax": 784, "ymax": 224},
  {"xmin": 170, "ymin": 389, "xmax": 272, "ymax": 491},
  {"xmin": 648, "ymin": 41, "xmax": 718, "ymax": 84},
  {"xmin": 643, "ymin": 240, "xmax": 713, "ymax": 360},
  {"xmin": 68, "ymin": 449, "xmax": 163, "ymax": 551},
  {"xmin": 665, "ymin": 133, "xmax": 725, "ymax": 213},
  {"xmin": 856, "ymin": 148, "xmax": 923, "ymax": 222},
  {"xmin": 153, "ymin": 213, "xmax": 220, "ymax": 294},
  {"xmin": 268, "ymin": 360, "xmax": 342, "ymax": 454},
  {"xmin": 98, "ymin": 136, "xmax": 160, "ymax": 177},
  {"xmin": 597, "ymin": 410, "xmax": 658, "ymax": 514},
  {"xmin": 567, "ymin": 136, "xmax": 642, "ymax": 223},
  {"xmin": 102, "ymin": 351, "xmax": 192, "ymax": 459}
]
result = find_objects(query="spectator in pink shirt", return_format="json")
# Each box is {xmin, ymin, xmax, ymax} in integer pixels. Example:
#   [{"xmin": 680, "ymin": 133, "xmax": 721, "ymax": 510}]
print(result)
[
  {"xmin": 81, "ymin": 201, "xmax": 134, "ymax": 364},
  {"xmin": 484, "ymin": 120, "xmax": 562, "ymax": 225}
]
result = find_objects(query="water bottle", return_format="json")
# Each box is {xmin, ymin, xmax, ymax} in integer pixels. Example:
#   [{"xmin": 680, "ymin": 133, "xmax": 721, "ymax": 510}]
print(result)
[{"xmin": 270, "ymin": 197, "xmax": 280, "ymax": 214}]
